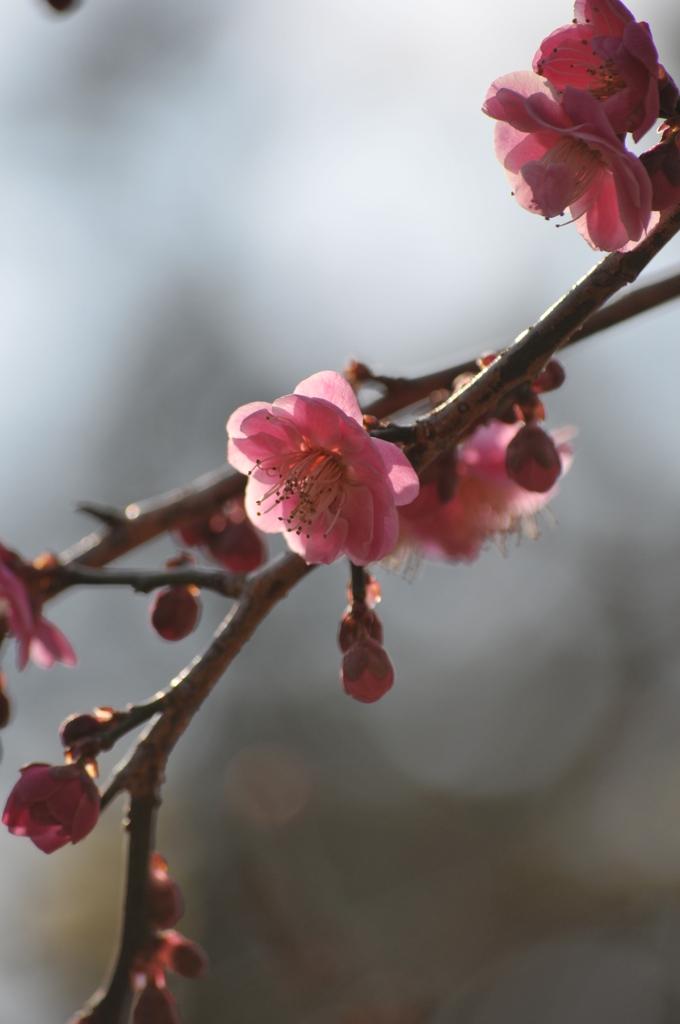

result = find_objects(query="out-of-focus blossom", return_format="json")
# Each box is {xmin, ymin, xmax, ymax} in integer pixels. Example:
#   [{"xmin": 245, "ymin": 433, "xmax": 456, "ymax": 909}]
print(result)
[
  {"xmin": 341, "ymin": 637, "xmax": 395, "ymax": 704},
  {"xmin": 640, "ymin": 121, "xmax": 680, "ymax": 211},
  {"xmin": 227, "ymin": 371, "xmax": 419, "ymax": 565},
  {"xmin": 533, "ymin": 0, "xmax": 665, "ymax": 141},
  {"xmin": 483, "ymin": 71, "xmax": 652, "ymax": 250},
  {"xmin": 0, "ymin": 545, "xmax": 76, "ymax": 670},
  {"xmin": 2, "ymin": 763, "xmax": 100, "ymax": 853},
  {"xmin": 397, "ymin": 420, "xmax": 573, "ymax": 564}
]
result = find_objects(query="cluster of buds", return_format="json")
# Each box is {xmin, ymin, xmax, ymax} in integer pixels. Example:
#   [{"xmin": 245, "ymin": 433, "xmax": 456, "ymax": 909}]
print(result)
[
  {"xmin": 176, "ymin": 495, "xmax": 266, "ymax": 574},
  {"xmin": 150, "ymin": 553, "xmax": 202, "ymax": 643},
  {"xmin": 338, "ymin": 572, "xmax": 394, "ymax": 703},
  {"xmin": 131, "ymin": 854, "xmax": 208, "ymax": 1024}
]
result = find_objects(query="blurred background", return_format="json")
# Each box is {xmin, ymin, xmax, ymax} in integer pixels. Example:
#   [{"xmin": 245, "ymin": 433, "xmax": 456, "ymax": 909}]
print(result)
[{"xmin": 2, "ymin": 0, "xmax": 680, "ymax": 1020}]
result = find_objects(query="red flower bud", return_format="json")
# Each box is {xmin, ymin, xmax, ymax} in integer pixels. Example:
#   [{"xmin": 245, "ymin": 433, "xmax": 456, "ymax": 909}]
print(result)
[
  {"xmin": 505, "ymin": 423, "xmax": 562, "ymax": 493},
  {"xmin": 158, "ymin": 930, "xmax": 209, "ymax": 979},
  {"xmin": 60, "ymin": 707, "xmax": 122, "ymax": 748},
  {"xmin": 148, "ymin": 853, "xmax": 184, "ymax": 929},
  {"xmin": 2, "ymin": 762, "xmax": 100, "ymax": 853},
  {"xmin": 338, "ymin": 601, "xmax": 383, "ymax": 653},
  {"xmin": 133, "ymin": 983, "xmax": 181, "ymax": 1024},
  {"xmin": 0, "ymin": 672, "xmax": 10, "ymax": 729},
  {"xmin": 341, "ymin": 638, "xmax": 394, "ymax": 704},
  {"xmin": 151, "ymin": 587, "xmax": 201, "ymax": 642},
  {"xmin": 206, "ymin": 517, "xmax": 266, "ymax": 573},
  {"xmin": 531, "ymin": 359, "xmax": 566, "ymax": 394}
]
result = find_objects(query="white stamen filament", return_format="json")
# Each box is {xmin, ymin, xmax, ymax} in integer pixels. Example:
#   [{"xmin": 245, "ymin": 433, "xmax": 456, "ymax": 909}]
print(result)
[{"xmin": 252, "ymin": 448, "xmax": 346, "ymax": 537}]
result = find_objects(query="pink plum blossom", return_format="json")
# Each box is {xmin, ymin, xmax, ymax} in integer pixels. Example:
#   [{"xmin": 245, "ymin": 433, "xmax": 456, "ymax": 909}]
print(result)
[
  {"xmin": 2, "ymin": 763, "xmax": 100, "ymax": 853},
  {"xmin": 533, "ymin": 0, "xmax": 665, "ymax": 141},
  {"xmin": 0, "ymin": 545, "xmax": 76, "ymax": 670},
  {"xmin": 396, "ymin": 420, "xmax": 573, "ymax": 564},
  {"xmin": 483, "ymin": 71, "xmax": 653, "ymax": 250},
  {"xmin": 227, "ymin": 371, "xmax": 419, "ymax": 565},
  {"xmin": 640, "ymin": 126, "xmax": 680, "ymax": 211}
]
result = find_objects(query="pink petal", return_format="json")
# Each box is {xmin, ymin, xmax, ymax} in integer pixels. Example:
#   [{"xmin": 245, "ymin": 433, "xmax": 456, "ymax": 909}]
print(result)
[
  {"xmin": 30, "ymin": 617, "xmax": 77, "ymax": 669},
  {"xmin": 293, "ymin": 371, "xmax": 363, "ymax": 425},
  {"xmin": 515, "ymin": 161, "xmax": 574, "ymax": 217},
  {"xmin": 370, "ymin": 438, "xmax": 420, "ymax": 506}
]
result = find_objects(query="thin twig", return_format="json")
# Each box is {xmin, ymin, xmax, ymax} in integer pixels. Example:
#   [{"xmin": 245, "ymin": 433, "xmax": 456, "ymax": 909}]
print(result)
[
  {"xmin": 59, "ymin": 467, "xmax": 247, "ymax": 570},
  {"xmin": 397, "ymin": 202, "xmax": 680, "ymax": 471},
  {"xmin": 362, "ymin": 265, "xmax": 680, "ymax": 421},
  {"xmin": 100, "ymin": 552, "xmax": 312, "ymax": 810},
  {"xmin": 48, "ymin": 564, "xmax": 246, "ymax": 600}
]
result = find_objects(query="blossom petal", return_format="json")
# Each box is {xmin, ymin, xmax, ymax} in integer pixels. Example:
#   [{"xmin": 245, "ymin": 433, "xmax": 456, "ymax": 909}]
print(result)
[{"xmin": 293, "ymin": 371, "xmax": 363, "ymax": 425}]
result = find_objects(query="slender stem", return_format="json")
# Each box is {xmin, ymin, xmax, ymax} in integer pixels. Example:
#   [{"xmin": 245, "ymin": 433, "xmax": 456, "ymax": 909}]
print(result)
[
  {"xmin": 80, "ymin": 798, "xmax": 157, "ymax": 1024},
  {"xmin": 400, "ymin": 202, "xmax": 680, "ymax": 471},
  {"xmin": 46, "ymin": 564, "xmax": 245, "ymax": 600},
  {"xmin": 59, "ymin": 468, "xmax": 246, "ymax": 571},
  {"xmin": 350, "ymin": 562, "xmax": 366, "ymax": 603},
  {"xmin": 362, "ymin": 265, "xmax": 680, "ymax": 422},
  {"xmin": 99, "ymin": 553, "xmax": 313, "ymax": 810}
]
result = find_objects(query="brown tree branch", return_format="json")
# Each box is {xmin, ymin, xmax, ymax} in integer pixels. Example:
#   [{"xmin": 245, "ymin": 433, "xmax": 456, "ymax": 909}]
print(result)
[
  {"xmin": 75, "ymin": 798, "xmax": 157, "ymax": 1024},
  {"xmin": 383, "ymin": 202, "xmax": 680, "ymax": 470},
  {"xmin": 362, "ymin": 264, "xmax": 680, "ymax": 422},
  {"xmin": 99, "ymin": 552, "xmax": 313, "ymax": 811},
  {"xmin": 59, "ymin": 467, "xmax": 247, "ymax": 570},
  {"xmin": 45, "ymin": 564, "xmax": 246, "ymax": 600}
]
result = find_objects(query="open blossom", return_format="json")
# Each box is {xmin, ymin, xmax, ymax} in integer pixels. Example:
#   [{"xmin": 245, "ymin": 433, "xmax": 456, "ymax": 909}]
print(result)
[
  {"xmin": 227, "ymin": 371, "xmax": 419, "ymax": 565},
  {"xmin": 483, "ymin": 71, "xmax": 652, "ymax": 251},
  {"xmin": 640, "ymin": 121, "xmax": 680, "ymax": 211},
  {"xmin": 533, "ymin": 0, "xmax": 669, "ymax": 141},
  {"xmin": 396, "ymin": 420, "xmax": 573, "ymax": 564},
  {"xmin": 0, "ymin": 545, "xmax": 76, "ymax": 670},
  {"xmin": 2, "ymin": 763, "xmax": 100, "ymax": 854}
]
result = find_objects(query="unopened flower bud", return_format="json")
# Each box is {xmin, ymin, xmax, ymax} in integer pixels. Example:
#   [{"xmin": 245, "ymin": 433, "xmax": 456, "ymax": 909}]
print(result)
[
  {"xmin": 338, "ymin": 601, "xmax": 383, "ymax": 652},
  {"xmin": 151, "ymin": 587, "xmax": 201, "ymax": 642},
  {"xmin": 207, "ymin": 515, "xmax": 266, "ymax": 573},
  {"xmin": 158, "ymin": 930, "xmax": 209, "ymax": 979},
  {"xmin": 505, "ymin": 422, "xmax": 562, "ymax": 493},
  {"xmin": 0, "ymin": 672, "xmax": 10, "ymax": 729},
  {"xmin": 341, "ymin": 638, "xmax": 394, "ymax": 703},
  {"xmin": 148, "ymin": 853, "xmax": 184, "ymax": 929},
  {"xmin": 60, "ymin": 707, "xmax": 122, "ymax": 751},
  {"xmin": 133, "ymin": 982, "xmax": 181, "ymax": 1024},
  {"xmin": 531, "ymin": 359, "xmax": 566, "ymax": 394},
  {"xmin": 2, "ymin": 762, "xmax": 100, "ymax": 853}
]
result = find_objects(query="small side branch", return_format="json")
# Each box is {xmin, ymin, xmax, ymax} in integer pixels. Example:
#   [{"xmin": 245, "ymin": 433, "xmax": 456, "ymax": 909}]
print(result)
[
  {"xmin": 59, "ymin": 467, "xmax": 247, "ymax": 571},
  {"xmin": 400, "ymin": 202, "xmax": 680, "ymax": 471},
  {"xmin": 100, "ymin": 552, "xmax": 313, "ymax": 810},
  {"xmin": 362, "ymin": 264, "xmax": 680, "ymax": 421},
  {"xmin": 47, "ymin": 564, "xmax": 246, "ymax": 600}
]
